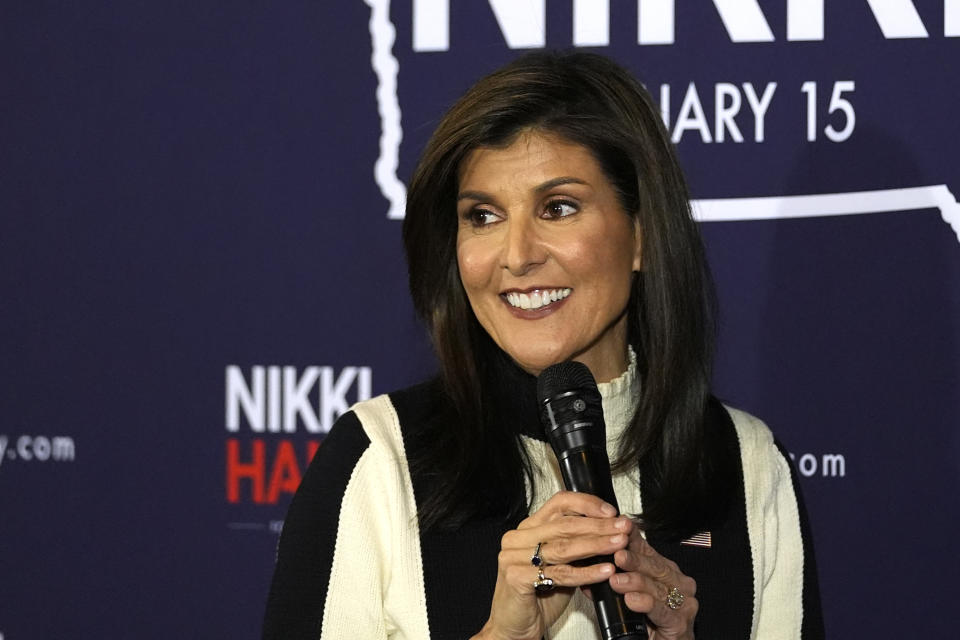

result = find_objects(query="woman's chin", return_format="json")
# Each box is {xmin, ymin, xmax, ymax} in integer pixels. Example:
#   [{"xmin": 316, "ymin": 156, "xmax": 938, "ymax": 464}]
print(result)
[{"xmin": 503, "ymin": 351, "xmax": 566, "ymax": 378}]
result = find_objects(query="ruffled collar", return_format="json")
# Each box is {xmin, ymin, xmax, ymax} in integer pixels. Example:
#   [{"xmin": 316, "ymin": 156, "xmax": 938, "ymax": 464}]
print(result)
[{"xmin": 597, "ymin": 347, "xmax": 640, "ymax": 444}]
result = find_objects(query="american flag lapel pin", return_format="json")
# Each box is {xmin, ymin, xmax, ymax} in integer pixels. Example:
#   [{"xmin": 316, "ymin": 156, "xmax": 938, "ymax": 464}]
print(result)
[{"xmin": 680, "ymin": 531, "xmax": 712, "ymax": 548}]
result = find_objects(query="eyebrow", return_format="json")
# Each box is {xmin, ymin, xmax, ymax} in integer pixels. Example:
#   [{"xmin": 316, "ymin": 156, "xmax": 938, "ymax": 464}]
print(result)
[{"xmin": 457, "ymin": 176, "xmax": 589, "ymax": 202}]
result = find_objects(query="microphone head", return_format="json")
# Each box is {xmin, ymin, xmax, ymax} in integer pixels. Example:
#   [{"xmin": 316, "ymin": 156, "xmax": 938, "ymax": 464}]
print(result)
[
  {"xmin": 537, "ymin": 361, "xmax": 605, "ymax": 457},
  {"xmin": 536, "ymin": 361, "xmax": 597, "ymax": 403}
]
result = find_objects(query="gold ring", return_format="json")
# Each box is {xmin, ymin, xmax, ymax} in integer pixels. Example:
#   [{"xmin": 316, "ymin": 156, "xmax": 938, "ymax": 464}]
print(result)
[
  {"xmin": 665, "ymin": 586, "xmax": 684, "ymax": 610},
  {"xmin": 533, "ymin": 567, "xmax": 554, "ymax": 593}
]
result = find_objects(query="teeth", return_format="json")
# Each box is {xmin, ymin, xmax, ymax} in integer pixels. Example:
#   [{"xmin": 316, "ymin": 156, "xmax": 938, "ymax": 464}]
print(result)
[{"xmin": 504, "ymin": 288, "xmax": 571, "ymax": 310}]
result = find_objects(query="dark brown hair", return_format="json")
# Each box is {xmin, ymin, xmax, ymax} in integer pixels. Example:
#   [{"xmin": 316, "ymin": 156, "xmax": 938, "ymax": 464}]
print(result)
[{"xmin": 403, "ymin": 51, "xmax": 726, "ymax": 538}]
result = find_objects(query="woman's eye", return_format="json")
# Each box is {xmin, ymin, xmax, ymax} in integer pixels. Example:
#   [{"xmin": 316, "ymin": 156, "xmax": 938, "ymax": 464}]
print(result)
[
  {"xmin": 543, "ymin": 200, "xmax": 578, "ymax": 219},
  {"xmin": 468, "ymin": 208, "xmax": 500, "ymax": 227}
]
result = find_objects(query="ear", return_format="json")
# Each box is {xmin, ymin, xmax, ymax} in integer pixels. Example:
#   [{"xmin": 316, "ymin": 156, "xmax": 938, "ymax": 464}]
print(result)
[{"xmin": 631, "ymin": 220, "xmax": 643, "ymax": 272}]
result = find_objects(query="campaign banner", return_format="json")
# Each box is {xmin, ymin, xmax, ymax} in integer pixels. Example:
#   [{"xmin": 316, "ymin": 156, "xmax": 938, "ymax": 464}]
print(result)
[{"xmin": 1, "ymin": 2, "xmax": 957, "ymax": 637}]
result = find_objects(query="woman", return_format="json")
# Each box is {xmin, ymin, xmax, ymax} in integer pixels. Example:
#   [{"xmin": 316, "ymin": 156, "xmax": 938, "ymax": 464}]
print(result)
[{"xmin": 263, "ymin": 52, "xmax": 822, "ymax": 639}]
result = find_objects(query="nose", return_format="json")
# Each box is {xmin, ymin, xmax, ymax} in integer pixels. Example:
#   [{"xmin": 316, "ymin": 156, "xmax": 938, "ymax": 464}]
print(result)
[{"xmin": 500, "ymin": 216, "xmax": 546, "ymax": 276}]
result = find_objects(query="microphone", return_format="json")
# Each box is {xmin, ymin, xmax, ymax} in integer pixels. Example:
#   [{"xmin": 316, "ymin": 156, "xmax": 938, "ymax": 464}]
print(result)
[{"xmin": 537, "ymin": 361, "xmax": 648, "ymax": 640}]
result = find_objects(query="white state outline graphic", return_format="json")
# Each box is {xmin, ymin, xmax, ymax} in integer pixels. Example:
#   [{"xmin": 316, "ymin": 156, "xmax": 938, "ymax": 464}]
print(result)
[
  {"xmin": 366, "ymin": 0, "xmax": 406, "ymax": 220},
  {"xmin": 364, "ymin": 0, "xmax": 960, "ymax": 244},
  {"xmin": 693, "ymin": 186, "xmax": 960, "ymax": 243}
]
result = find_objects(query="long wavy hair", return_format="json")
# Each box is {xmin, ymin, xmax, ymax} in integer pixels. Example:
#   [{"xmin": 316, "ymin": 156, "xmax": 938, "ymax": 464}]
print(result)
[{"xmin": 403, "ymin": 52, "xmax": 725, "ymax": 539}]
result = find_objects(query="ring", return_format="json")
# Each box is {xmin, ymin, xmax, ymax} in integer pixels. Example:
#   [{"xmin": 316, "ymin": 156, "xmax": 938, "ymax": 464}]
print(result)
[
  {"xmin": 533, "ymin": 567, "xmax": 554, "ymax": 593},
  {"xmin": 665, "ymin": 586, "xmax": 685, "ymax": 610},
  {"xmin": 531, "ymin": 542, "xmax": 544, "ymax": 567}
]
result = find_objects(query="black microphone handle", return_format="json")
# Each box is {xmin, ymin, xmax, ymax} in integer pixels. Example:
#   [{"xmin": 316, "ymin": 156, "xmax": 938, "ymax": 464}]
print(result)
[
  {"xmin": 538, "ymin": 363, "xmax": 648, "ymax": 639},
  {"xmin": 554, "ymin": 447, "xmax": 648, "ymax": 640}
]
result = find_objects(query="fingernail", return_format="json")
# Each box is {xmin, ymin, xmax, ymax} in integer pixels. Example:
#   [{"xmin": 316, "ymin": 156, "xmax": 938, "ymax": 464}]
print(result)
[
  {"xmin": 610, "ymin": 533, "xmax": 626, "ymax": 544},
  {"xmin": 601, "ymin": 503, "xmax": 617, "ymax": 516},
  {"xmin": 612, "ymin": 573, "xmax": 625, "ymax": 586},
  {"xmin": 615, "ymin": 517, "xmax": 628, "ymax": 530}
]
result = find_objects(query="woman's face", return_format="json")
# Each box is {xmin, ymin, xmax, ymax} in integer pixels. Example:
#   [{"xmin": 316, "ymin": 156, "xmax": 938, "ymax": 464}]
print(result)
[{"xmin": 455, "ymin": 131, "xmax": 642, "ymax": 382}]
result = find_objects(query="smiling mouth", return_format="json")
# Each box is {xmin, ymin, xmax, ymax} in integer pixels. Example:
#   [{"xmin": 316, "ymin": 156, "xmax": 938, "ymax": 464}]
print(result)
[{"xmin": 502, "ymin": 288, "xmax": 572, "ymax": 310}]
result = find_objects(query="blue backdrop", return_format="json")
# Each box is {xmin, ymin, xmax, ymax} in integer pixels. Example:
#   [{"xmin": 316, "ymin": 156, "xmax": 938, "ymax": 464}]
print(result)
[{"xmin": 2, "ymin": 1, "xmax": 958, "ymax": 637}]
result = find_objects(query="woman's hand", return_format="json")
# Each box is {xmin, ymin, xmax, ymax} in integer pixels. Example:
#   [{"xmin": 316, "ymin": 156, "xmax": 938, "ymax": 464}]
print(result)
[
  {"xmin": 607, "ymin": 523, "xmax": 699, "ymax": 640},
  {"xmin": 473, "ymin": 491, "xmax": 632, "ymax": 640}
]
